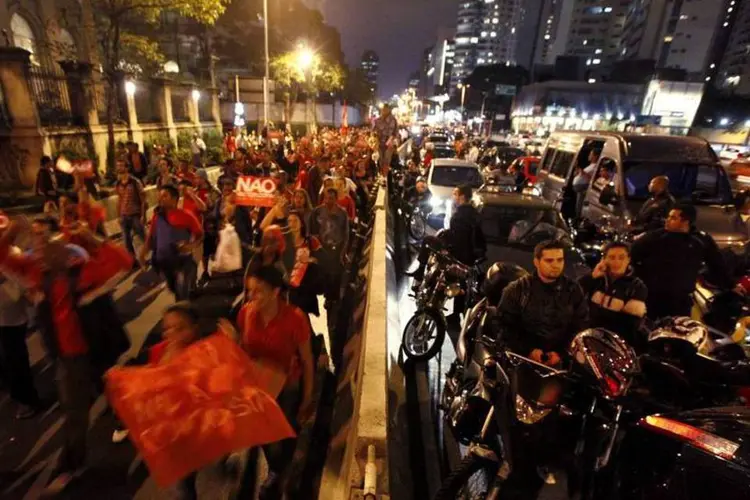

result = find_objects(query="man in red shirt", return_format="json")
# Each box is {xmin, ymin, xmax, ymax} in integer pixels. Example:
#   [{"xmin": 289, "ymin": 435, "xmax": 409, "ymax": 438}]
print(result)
[
  {"xmin": 140, "ymin": 185, "xmax": 203, "ymax": 300},
  {"xmin": 0, "ymin": 217, "xmax": 133, "ymax": 494}
]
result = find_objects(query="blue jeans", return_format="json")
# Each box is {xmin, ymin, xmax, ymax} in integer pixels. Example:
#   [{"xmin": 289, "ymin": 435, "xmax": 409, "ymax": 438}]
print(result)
[{"xmin": 120, "ymin": 215, "xmax": 145, "ymax": 257}]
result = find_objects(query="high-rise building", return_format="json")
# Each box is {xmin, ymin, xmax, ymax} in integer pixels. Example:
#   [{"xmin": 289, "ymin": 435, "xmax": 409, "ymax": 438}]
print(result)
[
  {"xmin": 531, "ymin": 0, "xmax": 576, "ymax": 66},
  {"xmin": 360, "ymin": 50, "xmax": 380, "ymax": 96},
  {"xmin": 564, "ymin": 0, "xmax": 632, "ymax": 76},
  {"xmin": 622, "ymin": 0, "xmax": 733, "ymax": 80},
  {"xmin": 717, "ymin": 0, "xmax": 750, "ymax": 94},
  {"xmin": 450, "ymin": 0, "xmax": 524, "ymax": 94}
]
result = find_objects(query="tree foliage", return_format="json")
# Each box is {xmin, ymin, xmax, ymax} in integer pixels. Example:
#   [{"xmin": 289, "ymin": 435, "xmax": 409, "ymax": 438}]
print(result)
[{"xmin": 271, "ymin": 52, "xmax": 344, "ymax": 94}]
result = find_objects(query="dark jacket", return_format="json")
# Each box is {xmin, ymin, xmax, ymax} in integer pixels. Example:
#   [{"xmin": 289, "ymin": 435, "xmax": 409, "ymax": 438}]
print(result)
[
  {"xmin": 498, "ymin": 274, "xmax": 589, "ymax": 355},
  {"xmin": 405, "ymin": 186, "xmax": 433, "ymax": 213},
  {"xmin": 308, "ymin": 164, "xmax": 323, "ymax": 206},
  {"xmin": 444, "ymin": 203, "xmax": 486, "ymax": 265},
  {"xmin": 578, "ymin": 271, "xmax": 647, "ymax": 349},
  {"xmin": 633, "ymin": 191, "xmax": 675, "ymax": 231},
  {"xmin": 631, "ymin": 229, "xmax": 733, "ymax": 312},
  {"xmin": 35, "ymin": 167, "xmax": 58, "ymax": 198}
]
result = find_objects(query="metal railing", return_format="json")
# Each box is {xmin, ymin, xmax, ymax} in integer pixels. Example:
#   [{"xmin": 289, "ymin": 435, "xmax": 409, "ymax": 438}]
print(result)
[
  {"xmin": 171, "ymin": 88, "xmax": 190, "ymax": 122},
  {"xmin": 198, "ymin": 95, "xmax": 213, "ymax": 122},
  {"xmin": 28, "ymin": 66, "xmax": 85, "ymax": 127},
  {"xmin": 134, "ymin": 82, "xmax": 162, "ymax": 123},
  {"xmin": 95, "ymin": 79, "xmax": 127, "ymax": 124},
  {"xmin": 0, "ymin": 83, "xmax": 10, "ymax": 130}
]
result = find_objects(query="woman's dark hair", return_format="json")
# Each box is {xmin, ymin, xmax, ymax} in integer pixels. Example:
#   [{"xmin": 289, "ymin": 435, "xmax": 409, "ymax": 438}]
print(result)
[
  {"xmin": 288, "ymin": 209, "xmax": 308, "ymax": 238},
  {"xmin": 164, "ymin": 301, "xmax": 200, "ymax": 326}
]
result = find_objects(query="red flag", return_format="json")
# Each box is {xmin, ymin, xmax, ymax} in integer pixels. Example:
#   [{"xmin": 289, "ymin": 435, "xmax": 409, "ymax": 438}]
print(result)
[{"xmin": 106, "ymin": 334, "xmax": 295, "ymax": 487}]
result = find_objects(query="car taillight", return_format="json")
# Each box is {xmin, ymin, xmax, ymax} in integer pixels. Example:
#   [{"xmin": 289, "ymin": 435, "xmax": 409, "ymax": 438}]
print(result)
[{"xmin": 640, "ymin": 415, "xmax": 741, "ymax": 461}]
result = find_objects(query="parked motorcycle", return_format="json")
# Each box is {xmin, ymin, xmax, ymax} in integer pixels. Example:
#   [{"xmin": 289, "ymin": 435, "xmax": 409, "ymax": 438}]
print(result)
[
  {"xmin": 404, "ymin": 202, "xmax": 428, "ymax": 242},
  {"xmin": 437, "ymin": 328, "xmax": 638, "ymax": 500},
  {"xmin": 401, "ymin": 242, "xmax": 482, "ymax": 361}
]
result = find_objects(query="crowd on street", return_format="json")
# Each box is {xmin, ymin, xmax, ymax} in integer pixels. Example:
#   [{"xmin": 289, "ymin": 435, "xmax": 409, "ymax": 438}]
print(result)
[{"xmin": 0, "ymin": 112, "xmax": 397, "ymax": 498}]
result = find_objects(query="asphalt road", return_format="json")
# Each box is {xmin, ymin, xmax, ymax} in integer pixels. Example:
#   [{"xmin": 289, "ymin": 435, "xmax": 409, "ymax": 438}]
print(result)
[
  {"xmin": 386, "ymin": 198, "xmax": 569, "ymax": 500},
  {"xmin": 0, "ymin": 267, "xmax": 331, "ymax": 500}
]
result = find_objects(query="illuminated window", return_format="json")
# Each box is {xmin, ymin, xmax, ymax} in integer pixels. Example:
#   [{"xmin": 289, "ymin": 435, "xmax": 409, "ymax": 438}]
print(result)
[
  {"xmin": 481, "ymin": 31, "xmax": 488, "ymax": 37},
  {"xmin": 544, "ymin": 34, "xmax": 551, "ymax": 40},
  {"xmin": 492, "ymin": 18, "xmax": 499, "ymax": 24},
  {"xmin": 470, "ymin": 37, "xmax": 479, "ymax": 43},
  {"xmin": 680, "ymin": 15, "xmax": 688, "ymax": 20},
  {"xmin": 604, "ymin": 7, "xmax": 612, "ymax": 13},
  {"xmin": 593, "ymin": 58, "xmax": 601, "ymax": 64},
  {"xmin": 664, "ymin": 36, "xmax": 673, "ymax": 42},
  {"xmin": 491, "ymin": 32, "xmax": 497, "ymax": 37},
  {"xmin": 595, "ymin": 48, "xmax": 602, "ymax": 54}
]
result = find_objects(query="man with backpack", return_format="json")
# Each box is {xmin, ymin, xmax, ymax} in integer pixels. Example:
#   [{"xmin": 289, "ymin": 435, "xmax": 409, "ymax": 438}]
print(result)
[
  {"xmin": 115, "ymin": 162, "xmax": 147, "ymax": 264},
  {"xmin": 139, "ymin": 185, "xmax": 203, "ymax": 300}
]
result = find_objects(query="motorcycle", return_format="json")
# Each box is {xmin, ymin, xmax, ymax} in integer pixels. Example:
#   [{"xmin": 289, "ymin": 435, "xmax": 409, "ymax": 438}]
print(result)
[
  {"xmin": 437, "ymin": 328, "xmax": 639, "ymax": 500},
  {"xmin": 404, "ymin": 202, "xmax": 429, "ymax": 242},
  {"xmin": 401, "ymin": 242, "xmax": 482, "ymax": 361}
]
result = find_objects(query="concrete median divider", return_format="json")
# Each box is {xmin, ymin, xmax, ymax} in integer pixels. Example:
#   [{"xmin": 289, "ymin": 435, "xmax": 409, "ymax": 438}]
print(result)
[{"xmin": 318, "ymin": 187, "xmax": 389, "ymax": 499}]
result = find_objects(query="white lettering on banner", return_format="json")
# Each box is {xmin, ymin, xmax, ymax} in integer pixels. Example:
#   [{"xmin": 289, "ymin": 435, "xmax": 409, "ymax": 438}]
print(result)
[{"xmin": 236, "ymin": 176, "xmax": 277, "ymax": 195}]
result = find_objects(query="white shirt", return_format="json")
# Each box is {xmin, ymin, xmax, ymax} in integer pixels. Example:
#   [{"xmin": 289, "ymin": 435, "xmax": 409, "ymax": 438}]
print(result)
[{"xmin": 191, "ymin": 138, "xmax": 207, "ymax": 155}]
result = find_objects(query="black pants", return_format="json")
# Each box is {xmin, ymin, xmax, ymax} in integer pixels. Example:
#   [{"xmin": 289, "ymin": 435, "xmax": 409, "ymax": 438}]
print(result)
[
  {"xmin": 156, "ymin": 257, "xmax": 196, "ymax": 301},
  {"xmin": 0, "ymin": 324, "xmax": 39, "ymax": 407},
  {"xmin": 413, "ymin": 235, "xmax": 444, "ymax": 279}
]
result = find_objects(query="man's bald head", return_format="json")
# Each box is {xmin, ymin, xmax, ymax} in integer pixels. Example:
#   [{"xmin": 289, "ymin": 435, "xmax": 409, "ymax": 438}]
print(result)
[{"xmin": 649, "ymin": 176, "xmax": 669, "ymax": 195}]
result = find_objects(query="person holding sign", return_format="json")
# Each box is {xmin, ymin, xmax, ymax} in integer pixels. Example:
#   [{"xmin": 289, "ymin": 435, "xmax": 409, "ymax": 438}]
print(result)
[{"xmin": 222, "ymin": 264, "xmax": 314, "ymax": 499}]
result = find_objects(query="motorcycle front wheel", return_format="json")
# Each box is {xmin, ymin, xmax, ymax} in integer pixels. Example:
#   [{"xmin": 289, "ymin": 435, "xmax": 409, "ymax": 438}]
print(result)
[
  {"xmin": 435, "ymin": 454, "xmax": 501, "ymax": 500},
  {"xmin": 401, "ymin": 310, "xmax": 445, "ymax": 361},
  {"xmin": 407, "ymin": 211, "xmax": 427, "ymax": 241}
]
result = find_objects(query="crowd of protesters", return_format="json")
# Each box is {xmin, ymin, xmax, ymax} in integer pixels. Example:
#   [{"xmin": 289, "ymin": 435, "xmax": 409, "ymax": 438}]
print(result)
[{"xmin": 2, "ymin": 119, "xmax": 394, "ymax": 498}]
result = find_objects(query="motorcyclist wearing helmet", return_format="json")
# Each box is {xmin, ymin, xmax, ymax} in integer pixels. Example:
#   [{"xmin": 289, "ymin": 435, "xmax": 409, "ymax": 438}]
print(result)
[
  {"xmin": 405, "ymin": 177, "xmax": 433, "ymax": 215},
  {"xmin": 631, "ymin": 203, "xmax": 735, "ymax": 320},
  {"xmin": 497, "ymin": 239, "xmax": 589, "ymax": 367},
  {"xmin": 578, "ymin": 242, "xmax": 648, "ymax": 350}
]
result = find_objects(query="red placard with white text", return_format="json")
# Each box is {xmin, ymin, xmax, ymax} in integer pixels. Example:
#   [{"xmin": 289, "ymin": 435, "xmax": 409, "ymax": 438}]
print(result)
[
  {"xmin": 234, "ymin": 176, "xmax": 278, "ymax": 207},
  {"xmin": 105, "ymin": 334, "xmax": 295, "ymax": 487}
]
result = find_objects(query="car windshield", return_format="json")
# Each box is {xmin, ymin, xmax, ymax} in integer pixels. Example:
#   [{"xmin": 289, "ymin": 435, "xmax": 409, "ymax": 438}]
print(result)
[
  {"xmin": 622, "ymin": 162, "xmax": 733, "ymax": 205},
  {"xmin": 479, "ymin": 205, "xmax": 570, "ymax": 247},
  {"xmin": 429, "ymin": 135, "xmax": 448, "ymax": 143},
  {"xmin": 432, "ymin": 166, "xmax": 483, "ymax": 187},
  {"xmin": 433, "ymin": 148, "xmax": 454, "ymax": 159}
]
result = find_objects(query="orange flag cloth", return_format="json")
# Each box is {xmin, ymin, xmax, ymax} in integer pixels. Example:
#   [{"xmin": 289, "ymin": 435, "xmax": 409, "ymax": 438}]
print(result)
[{"xmin": 105, "ymin": 334, "xmax": 296, "ymax": 487}]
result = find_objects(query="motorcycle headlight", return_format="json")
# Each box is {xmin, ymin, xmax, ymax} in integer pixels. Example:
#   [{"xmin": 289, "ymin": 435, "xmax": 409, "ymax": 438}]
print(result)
[
  {"xmin": 430, "ymin": 197, "xmax": 445, "ymax": 209},
  {"xmin": 446, "ymin": 283, "xmax": 463, "ymax": 298}
]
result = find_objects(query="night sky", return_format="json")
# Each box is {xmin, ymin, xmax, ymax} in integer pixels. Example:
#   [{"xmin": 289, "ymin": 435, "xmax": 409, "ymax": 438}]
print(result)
[{"xmin": 304, "ymin": 0, "xmax": 459, "ymax": 99}]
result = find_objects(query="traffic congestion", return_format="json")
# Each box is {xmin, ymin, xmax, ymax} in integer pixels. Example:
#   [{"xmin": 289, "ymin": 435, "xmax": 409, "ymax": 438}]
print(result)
[{"xmin": 389, "ymin": 125, "xmax": 750, "ymax": 500}]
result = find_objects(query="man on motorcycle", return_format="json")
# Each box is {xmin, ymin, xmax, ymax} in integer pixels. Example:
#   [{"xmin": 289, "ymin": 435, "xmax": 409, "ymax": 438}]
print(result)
[
  {"xmin": 407, "ymin": 184, "xmax": 486, "ymax": 320},
  {"xmin": 497, "ymin": 239, "xmax": 589, "ymax": 367},
  {"xmin": 631, "ymin": 203, "xmax": 735, "ymax": 319},
  {"xmin": 631, "ymin": 175, "xmax": 675, "ymax": 232},
  {"xmin": 405, "ymin": 177, "xmax": 432, "ymax": 215},
  {"xmin": 578, "ymin": 242, "xmax": 648, "ymax": 350},
  {"xmin": 402, "ymin": 160, "xmax": 420, "ymax": 193}
]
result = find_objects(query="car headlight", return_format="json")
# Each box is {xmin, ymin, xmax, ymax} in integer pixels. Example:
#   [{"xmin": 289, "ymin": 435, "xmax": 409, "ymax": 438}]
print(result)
[{"xmin": 430, "ymin": 197, "xmax": 445, "ymax": 209}]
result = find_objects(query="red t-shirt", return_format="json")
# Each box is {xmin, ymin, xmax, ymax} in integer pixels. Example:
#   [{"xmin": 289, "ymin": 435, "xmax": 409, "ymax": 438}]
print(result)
[
  {"xmin": 0, "ymin": 242, "xmax": 133, "ymax": 356},
  {"xmin": 180, "ymin": 189, "xmax": 209, "ymax": 221},
  {"xmin": 337, "ymin": 196, "xmax": 356, "ymax": 220},
  {"xmin": 238, "ymin": 300, "xmax": 310, "ymax": 381}
]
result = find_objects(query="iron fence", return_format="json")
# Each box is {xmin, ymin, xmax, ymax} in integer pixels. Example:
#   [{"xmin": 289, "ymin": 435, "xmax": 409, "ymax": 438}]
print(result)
[
  {"xmin": 198, "ymin": 94, "xmax": 213, "ymax": 122},
  {"xmin": 95, "ymin": 79, "xmax": 127, "ymax": 125},
  {"xmin": 28, "ymin": 67, "xmax": 85, "ymax": 127},
  {"xmin": 134, "ymin": 82, "xmax": 162, "ymax": 123},
  {"xmin": 171, "ymin": 87, "xmax": 190, "ymax": 122},
  {"xmin": 0, "ymin": 83, "xmax": 10, "ymax": 130}
]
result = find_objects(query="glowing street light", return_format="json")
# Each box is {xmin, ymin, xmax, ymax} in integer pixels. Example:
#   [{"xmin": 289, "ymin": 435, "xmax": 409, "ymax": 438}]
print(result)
[
  {"xmin": 457, "ymin": 82, "xmax": 470, "ymax": 116},
  {"xmin": 296, "ymin": 45, "xmax": 317, "ymax": 72},
  {"xmin": 124, "ymin": 80, "xmax": 136, "ymax": 96}
]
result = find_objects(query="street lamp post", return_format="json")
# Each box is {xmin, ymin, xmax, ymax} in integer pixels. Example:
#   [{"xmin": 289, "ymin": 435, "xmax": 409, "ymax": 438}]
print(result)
[
  {"xmin": 296, "ymin": 44, "xmax": 317, "ymax": 133},
  {"xmin": 458, "ymin": 83, "xmax": 470, "ymax": 118},
  {"xmin": 263, "ymin": 0, "xmax": 270, "ymax": 130}
]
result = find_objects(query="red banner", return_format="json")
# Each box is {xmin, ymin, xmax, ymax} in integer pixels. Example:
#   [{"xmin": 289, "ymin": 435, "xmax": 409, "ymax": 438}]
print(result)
[
  {"xmin": 234, "ymin": 175, "xmax": 278, "ymax": 207},
  {"xmin": 105, "ymin": 334, "xmax": 295, "ymax": 487}
]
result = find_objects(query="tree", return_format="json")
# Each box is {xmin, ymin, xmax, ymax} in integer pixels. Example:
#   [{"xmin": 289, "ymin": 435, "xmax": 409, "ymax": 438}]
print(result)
[
  {"xmin": 271, "ymin": 50, "xmax": 344, "ymax": 127},
  {"xmin": 62, "ymin": 0, "xmax": 230, "ymax": 176}
]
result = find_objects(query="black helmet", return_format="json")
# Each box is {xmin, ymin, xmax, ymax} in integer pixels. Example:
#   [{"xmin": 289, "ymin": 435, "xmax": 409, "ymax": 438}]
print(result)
[{"xmin": 482, "ymin": 262, "xmax": 529, "ymax": 304}]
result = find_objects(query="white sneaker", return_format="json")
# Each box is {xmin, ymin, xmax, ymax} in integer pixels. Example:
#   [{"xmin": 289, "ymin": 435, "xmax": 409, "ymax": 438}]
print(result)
[
  {"xmin": 537, "ymin": 466, "xmax": 557, "ymax": 485},
  {"xmin": 112, "ymin": 429, "xmax": 130, "ymax": 443}
]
